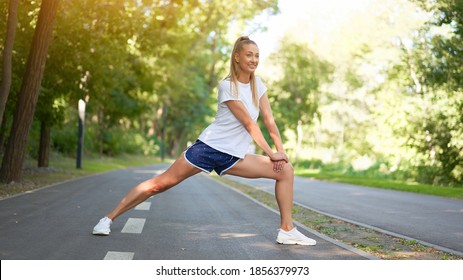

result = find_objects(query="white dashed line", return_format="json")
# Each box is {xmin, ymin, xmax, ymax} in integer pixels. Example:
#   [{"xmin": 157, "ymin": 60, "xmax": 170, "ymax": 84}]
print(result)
[
  {"xmin": 121, "ymin": 218, "xmax": 146, "ymax": 234},
  {"xmin": 104, "ymin": 251, "xmax": 135, "ymax": 260},
  {"xmin": 134, "ymin": 202, "xmax": 151, "ymax": 211},
  {"xmin": 104, "ymin": 202, "xmax": 150, "ymax": 259}
]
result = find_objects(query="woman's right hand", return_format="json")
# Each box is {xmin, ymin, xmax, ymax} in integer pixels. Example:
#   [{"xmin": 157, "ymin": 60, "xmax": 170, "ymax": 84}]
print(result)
[{"xmin": 270, "ymin": 152, "xmax": 289, "ymax": 163}]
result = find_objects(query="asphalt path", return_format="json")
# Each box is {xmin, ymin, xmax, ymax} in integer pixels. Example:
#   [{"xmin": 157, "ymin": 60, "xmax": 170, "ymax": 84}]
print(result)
[
  {"xmin": 224, "ymin": 175, "xmax": 463, "ymax": 256},
  {"xmin": 0, "ymin": 164, "xmax": 372, "ymax": 260}
]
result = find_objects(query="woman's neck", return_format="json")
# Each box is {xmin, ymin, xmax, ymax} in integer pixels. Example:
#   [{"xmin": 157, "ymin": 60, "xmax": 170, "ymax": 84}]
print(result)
[{"xmin": 237, "ymin": 73, "xmax": 251, "ymax": 84}]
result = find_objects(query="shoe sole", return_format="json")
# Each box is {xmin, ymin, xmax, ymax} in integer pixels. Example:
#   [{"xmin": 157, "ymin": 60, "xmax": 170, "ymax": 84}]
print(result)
[
  {"xmin": 92, "ymin": 230, "xmax": 110, "ymax": 236},
  {"xmin": 276, "ymin": 239, "xmax": 316, "ymax": 246}
]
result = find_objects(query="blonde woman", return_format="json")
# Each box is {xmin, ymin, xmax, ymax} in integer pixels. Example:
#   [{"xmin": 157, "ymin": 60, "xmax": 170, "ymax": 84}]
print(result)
[{"xmin": 93, "ymin": 36, "xmax": 316, "ymax": 246}]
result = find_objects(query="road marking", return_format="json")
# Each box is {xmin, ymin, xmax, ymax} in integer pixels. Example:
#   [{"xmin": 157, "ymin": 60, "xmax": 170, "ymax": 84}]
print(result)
[
  {"xmin": 104, "ymin": 251, "xmax": 134, "ymax": 260},
  {"xmin": 121, "ymin": 218, "xmax": 146, "ymax": 234},
  {"xmin": 135, "ymin": 201, "xmax": 151, "ymax": 211}
]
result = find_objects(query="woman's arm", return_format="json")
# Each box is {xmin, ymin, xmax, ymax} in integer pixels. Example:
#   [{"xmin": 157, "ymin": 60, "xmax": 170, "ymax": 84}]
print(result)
[
  {"xmin": 259, "ymin": 93, "xmax": 285, "ymax": 153},
  {"xmin": 225, "ymin": 99, "xmax": 288, "ymax": 163}
]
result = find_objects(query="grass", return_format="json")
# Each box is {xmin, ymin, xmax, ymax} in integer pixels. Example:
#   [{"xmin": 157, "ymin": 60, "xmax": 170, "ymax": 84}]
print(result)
[
  {"xmin": 50, "ymin": 153, "xmax": 163, "ymax": 173},
  {"xmin": 295, "ymin": 169, "xmax": 463, "ymax": 199}
]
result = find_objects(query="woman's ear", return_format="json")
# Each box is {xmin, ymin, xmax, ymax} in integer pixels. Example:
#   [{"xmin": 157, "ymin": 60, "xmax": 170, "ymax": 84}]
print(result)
[{"xmin": 234, "ymin": 52, "xmax": 240, "ymax": 63}]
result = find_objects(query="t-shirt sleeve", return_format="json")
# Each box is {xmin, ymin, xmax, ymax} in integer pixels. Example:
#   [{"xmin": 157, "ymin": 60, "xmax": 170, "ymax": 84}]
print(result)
[
  {"xmin": 218, "ymin": 81, "xmax": 239, "ymax": 104},
  {"xmin": 257, "ymin": 76, "xmax": 267, "ymax": 99}
]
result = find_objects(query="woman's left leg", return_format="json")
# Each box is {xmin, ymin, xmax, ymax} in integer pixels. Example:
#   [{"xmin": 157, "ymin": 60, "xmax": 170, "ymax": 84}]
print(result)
[{"xmin": 224, "ymin": 154, "xmax": 295, "ymax": 231}]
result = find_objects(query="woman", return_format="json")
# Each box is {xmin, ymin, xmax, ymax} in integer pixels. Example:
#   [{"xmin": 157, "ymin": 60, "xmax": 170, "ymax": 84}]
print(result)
[{"xmin": 92, "ymin": 36, "xmax": 316, "ymax": 246}]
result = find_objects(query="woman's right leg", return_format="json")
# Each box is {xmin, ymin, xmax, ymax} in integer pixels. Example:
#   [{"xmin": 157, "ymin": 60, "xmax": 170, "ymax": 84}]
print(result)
[{"xmin": 106, "ymin": 153, "xmax": 201, "ymax": 221}]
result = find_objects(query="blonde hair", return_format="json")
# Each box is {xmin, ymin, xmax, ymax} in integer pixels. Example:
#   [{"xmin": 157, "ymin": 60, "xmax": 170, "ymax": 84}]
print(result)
[{"xmin": 227, "ymin": 36, "xmax": 259, "ymax": 107}]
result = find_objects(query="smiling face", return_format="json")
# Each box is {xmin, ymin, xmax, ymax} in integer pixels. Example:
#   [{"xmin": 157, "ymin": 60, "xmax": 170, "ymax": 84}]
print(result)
[{"xmin": 234, "ymin": 43, "xmax": 259, "ymax": 78}]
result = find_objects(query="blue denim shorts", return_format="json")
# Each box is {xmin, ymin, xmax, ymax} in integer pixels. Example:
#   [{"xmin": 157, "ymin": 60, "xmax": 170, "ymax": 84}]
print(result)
[{"xmin": 184, "ymin": 140, "xmax": 241, "ymax": 176}]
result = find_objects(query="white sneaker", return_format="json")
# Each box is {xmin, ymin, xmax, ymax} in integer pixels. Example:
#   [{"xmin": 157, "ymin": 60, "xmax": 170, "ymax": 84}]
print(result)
[
  {"xmin": 92, "ymin": 216, "xmax": 112, "ymax": 235},
  {"xmin": 276, "ymin": 227, "xmax": 317, "ymax": 246}
]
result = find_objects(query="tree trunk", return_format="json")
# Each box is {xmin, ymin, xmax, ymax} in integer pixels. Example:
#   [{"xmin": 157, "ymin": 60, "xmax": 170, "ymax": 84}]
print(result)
[
  {"xmin": 0, "ymin": 0, "xmax": 60, "ymax": 183},
  {"xmin": 0, "ymin": 0, "xmax": 19, "ymax": 125},
  {"xmin": 38, "ymin": 121, "xmax": 51, "ymax": 167},
  {"xmin": 160, "ymin": 104, "xmax": 167, "ymax": 161},
  {"xmin": 295, "ymin": 119, "xmax": 303, "ymax": 164},
  {"xmin": 147, "ymin": 105, "xmax": 164, "ymax": 138},
  {"xmin": 98, "ymin": 107, "xmax": 104, "ymax": 158},
  {"xmin": 171, "ymin": 129, "xmax": 186, "ymax": 157},
  {"xmin": 0, "ymin": 115, "xmax": 8, "ymax": 154},
  {"xmin": 399, "ymin": 38, "xmax": 423, "ymax": 94}
]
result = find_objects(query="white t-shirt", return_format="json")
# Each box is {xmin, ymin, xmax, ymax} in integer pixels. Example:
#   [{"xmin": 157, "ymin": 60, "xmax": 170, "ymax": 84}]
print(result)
[{"xmin": 198, "ymin": 77, "xmax": 267, "ymax": 158}]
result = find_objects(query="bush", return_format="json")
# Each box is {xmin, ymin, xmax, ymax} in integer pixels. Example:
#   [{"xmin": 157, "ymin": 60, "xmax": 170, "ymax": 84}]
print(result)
[
  {"xmin": 294, "ymin": 159, "xmax": 323, "ymax": 169},
  {"xmin": 50, "ymin": 121, "xmax": 157, "ymax": 157},
  {"xmin": 51, "ymin": 123, "xmax": 77, "ymax": 157},
  {"xmin": 102, "ymin": 128, "xmax": 150, "ymax": 156}
]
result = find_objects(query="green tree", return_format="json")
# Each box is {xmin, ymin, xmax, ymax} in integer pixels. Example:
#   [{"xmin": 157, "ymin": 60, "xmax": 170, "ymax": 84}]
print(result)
[
  {"xmin": 0, "ymin": 0, "xmax": 19, "ymax": 126},
  {"xmin": 133, "ymin": 0, "xmax": 278, "ymax": 158},
  {"xmin": 0, "ymin": 0, "xmax": 278, "ymax": 180},
  {"xmin": 393, "ymin": 0, "xmax": 463, "ymax": 184},
  {"xmin": 269, "ymin": 41, "xmax": 333, "ymax": 162},
  {"xmin": 0, "ymin": 0, "xmax": 60, "ymax": 182}
]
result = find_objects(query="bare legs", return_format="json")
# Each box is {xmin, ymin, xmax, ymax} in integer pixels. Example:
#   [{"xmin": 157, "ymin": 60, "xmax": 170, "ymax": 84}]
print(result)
[
  {"xmin": 103, "ymin": 152, "xmax": 295, "ymax": 232},
  {"xmin": 274, "ymin": 170, "xmax": 294, "ymax": 231},
  {"xmin": 105, "ymin": 153, "xmax": 201, "ymax": 221},
  {"xmin": 225, "ymin": 154, "xmax": 295, "ymax": 231}
]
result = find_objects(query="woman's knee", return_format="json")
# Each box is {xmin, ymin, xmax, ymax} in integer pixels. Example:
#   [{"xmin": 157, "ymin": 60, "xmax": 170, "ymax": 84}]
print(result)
[
  {"xmin": 142, "ymin": 177, "xmax": 177, "ymax": 196},
  {"xmin": 275, "ymin": 162, "xmax": 294, "ymax": 181},
  {"xmin": 285, "ymin": 162, "xmax": 294, "ymax": 176}
]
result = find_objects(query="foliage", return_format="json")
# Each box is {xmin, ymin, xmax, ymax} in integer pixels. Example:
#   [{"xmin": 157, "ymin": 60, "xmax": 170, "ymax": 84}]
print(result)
[
  {"xmin": 259, "ymin": 0, "xmax": 462, "ymax": 186},
  {"xmin": 389, "ymin": 0, "xmax": 463, "ymax": 185},
  {"xmin": 1, "ymin": 0, "xmax": 461, "ymax": 186},
  {"xmin": 0, "ymin": 0, "xmax": 278, "ymax": 178},
  {"xmin": 265, "ymin": 40, "xmax": 333, "ymax": 161},
  {"xmin": 269, "ymin": 41, "xmax": 333, "ymax": 131}
]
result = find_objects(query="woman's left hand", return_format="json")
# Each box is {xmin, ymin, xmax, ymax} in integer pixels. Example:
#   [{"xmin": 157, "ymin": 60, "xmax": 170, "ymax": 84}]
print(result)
[{"xmin": 273, "ymin": 160, "xmax": 286, "ymax": 173}]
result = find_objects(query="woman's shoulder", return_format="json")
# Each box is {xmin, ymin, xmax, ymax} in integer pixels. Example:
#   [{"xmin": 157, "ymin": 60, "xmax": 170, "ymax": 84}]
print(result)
[
  {"xmin": 218, "ymin": 77, "xmax": 231, "ymax": 86},
  {"xmin": 255, "ymin": 75, "xmax": 265, "ymax": 85},
  {"xmin": 255, "ymin": 76, "xmax": 267, "ymax": 96},
  {"xmin": 217, "ymin": 77, "xmax": 232, "ymax": 92}
]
